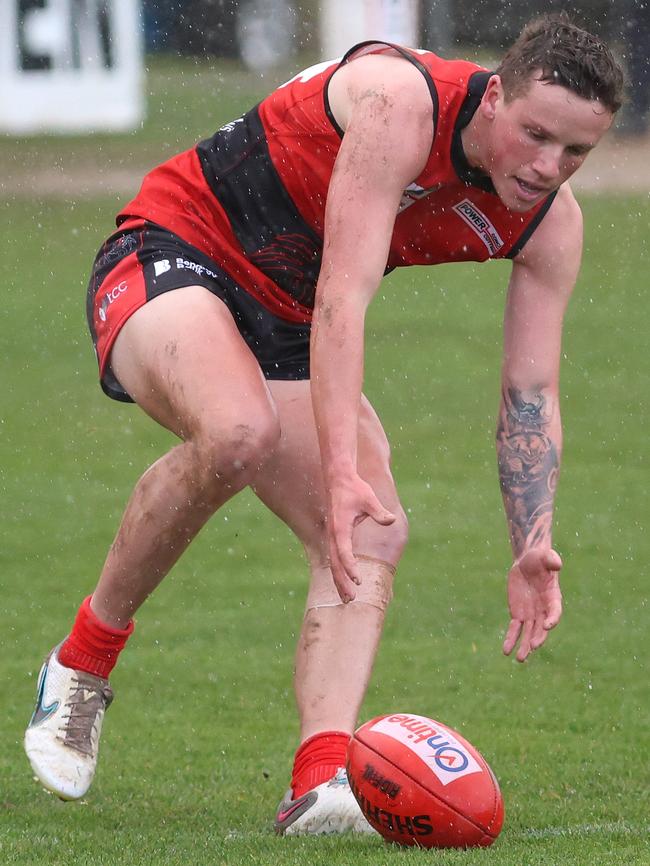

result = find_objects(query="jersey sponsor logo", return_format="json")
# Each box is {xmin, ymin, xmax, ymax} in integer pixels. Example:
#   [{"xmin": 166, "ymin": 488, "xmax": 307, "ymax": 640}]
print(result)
[
  {"xmin": 98, "ymin": 280, "xmax": 128, "ymax": 322},
  {"xmin": 398, "ymin": 182, "xmax": 443, "ymax": 213},
  {"xmin": 174, "ymin": 257, "xmax": 218, "ymax": 279},
  {"xmin": 154, "ymin": 259, "xmax": 171, "ymax": 276},
  {"xmin": 452, "ymin": 198, "xmax": 504, "ymax": 254},
  {"xmin": 153, "ymin": 257, "xmax": 218, "ymax": 280},
  {"xmin": 219, "ymin": 117, "xmax": 244, "ymax": 133},
  {"xmin": 369, "ymin": 714, "xmax": 482, "ymax": 786}
]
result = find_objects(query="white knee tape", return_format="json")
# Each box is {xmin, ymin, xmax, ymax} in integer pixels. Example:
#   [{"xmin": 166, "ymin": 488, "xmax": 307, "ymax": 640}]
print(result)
[{"xmin": 305, "ymin": 555, "xmax": 395, "ymax": 612}]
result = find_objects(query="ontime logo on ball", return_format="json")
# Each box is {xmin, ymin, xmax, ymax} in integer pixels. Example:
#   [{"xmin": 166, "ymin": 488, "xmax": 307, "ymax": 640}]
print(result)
[{"xmin": 370, "ymin": 714, "xmax": 483, "ymax": 786}]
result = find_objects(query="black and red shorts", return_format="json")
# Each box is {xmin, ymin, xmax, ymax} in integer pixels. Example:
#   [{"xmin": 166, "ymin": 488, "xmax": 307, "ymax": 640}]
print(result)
[{"xmin": 86, "ymin": 221, "xmax": 311, "ymax": 402}]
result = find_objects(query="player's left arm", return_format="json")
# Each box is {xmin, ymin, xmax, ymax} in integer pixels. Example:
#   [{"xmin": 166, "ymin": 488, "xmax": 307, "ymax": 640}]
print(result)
[{"xmin": 498, "ymin": 184, "xmax": 583, "ymax": 662}]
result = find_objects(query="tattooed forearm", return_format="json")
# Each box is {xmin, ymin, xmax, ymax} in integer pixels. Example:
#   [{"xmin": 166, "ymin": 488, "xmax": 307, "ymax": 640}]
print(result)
[{"xmin": 496, "ymin": 387, "xmax": 560, "ymax": 558}]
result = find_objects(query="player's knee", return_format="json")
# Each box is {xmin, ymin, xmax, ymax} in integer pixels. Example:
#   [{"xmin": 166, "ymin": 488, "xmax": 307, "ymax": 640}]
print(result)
[
  {"xmin": 384, "ymin": 504, "xmax": 409, "ymax": 563},
  {"xmin": 306, "ymin": 555, "xmax": 397, "ymax": 612},
  {"xmin": 215, "ymin": 417, "xmax": 280, "ymax": 477},
  {"xmin": 355, "ymin": 502, "xmax": 409, "ymax": 568},
  {"xmin": 191, "ymin": 414, "xmax": 281, "ymax": 493}
]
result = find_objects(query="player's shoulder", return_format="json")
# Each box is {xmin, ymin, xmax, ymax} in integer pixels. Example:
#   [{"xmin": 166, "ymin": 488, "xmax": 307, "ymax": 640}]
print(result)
[
  {"xmin": 547, "ymin": 182, "xmax": 583, "ymax": 232},
  {"xmin": 513, "ymin": 183, "xmax": 583, "ymax": 265},
  {"xmin": 330, "ymin": 49, "xmax": 434, "ymax": 123}
]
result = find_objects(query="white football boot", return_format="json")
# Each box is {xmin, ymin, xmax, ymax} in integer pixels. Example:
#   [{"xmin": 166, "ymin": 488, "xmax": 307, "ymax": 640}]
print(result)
[
  {"xmin": 24, "ymin": 645, "xmax": 113, "ymax": 800},
  {"xmin": 274, "ymin": 767, "xmax": 377, "ymax": 835}
]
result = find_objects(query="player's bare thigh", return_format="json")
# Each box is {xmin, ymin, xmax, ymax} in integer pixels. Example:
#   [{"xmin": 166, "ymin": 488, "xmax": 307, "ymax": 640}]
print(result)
[
  {"xmin": 251, "ymin": 379, "xmax": 407, "ymax": 564},
  {"xmin": 110, "ymin": 285, "xmax": 279, "ymax": 449}
]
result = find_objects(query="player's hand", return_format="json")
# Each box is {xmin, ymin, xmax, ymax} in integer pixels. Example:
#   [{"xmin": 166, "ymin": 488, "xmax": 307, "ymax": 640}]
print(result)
[
  {"xmin": 503, "ymin": 547, "xmax": 563, "ymax": 662},
  {"xmin": 327, "ymin": 472, "xmax": 395, "ymax": 603}
]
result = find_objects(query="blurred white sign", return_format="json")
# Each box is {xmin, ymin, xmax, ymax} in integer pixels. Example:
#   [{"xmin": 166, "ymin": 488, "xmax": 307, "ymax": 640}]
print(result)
[
  {"xmin": 0, "ymin": 0, "xmax": 144, "ymax": 134},
  {"xmin": 320, "ymin": 0, "xmax": 419, "ymax": 59}
]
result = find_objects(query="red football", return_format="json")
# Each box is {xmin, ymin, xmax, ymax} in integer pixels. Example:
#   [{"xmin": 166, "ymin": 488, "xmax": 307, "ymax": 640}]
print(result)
[{"xmin": 347, "ymin": 713, "xmax": 504, "ymax": 848}]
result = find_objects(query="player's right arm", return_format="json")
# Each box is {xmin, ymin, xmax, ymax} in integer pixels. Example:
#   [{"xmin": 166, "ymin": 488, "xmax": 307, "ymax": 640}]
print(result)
[
  {"xmin": 498, "ymin": 183, "xmax": 583, "ymax": 661},
  {"xmin": 311, "ymin": 54, "xmax": 433, "ymax": 602}
]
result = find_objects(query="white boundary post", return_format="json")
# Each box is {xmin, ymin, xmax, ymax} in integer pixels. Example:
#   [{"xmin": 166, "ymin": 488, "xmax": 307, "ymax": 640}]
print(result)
[
  {"xmin": 320, "ymin": 0, "xmax": 420, "ymax": 59},
  {"xmin": 0, "ymin": 0, "xmax": 144, "ymax": 134}
]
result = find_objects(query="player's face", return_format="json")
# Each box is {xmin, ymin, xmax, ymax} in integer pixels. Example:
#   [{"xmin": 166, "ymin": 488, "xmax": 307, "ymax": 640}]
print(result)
[{"xmin": 480, "ymin": 75, "xmax": 613, "ymax": 212}]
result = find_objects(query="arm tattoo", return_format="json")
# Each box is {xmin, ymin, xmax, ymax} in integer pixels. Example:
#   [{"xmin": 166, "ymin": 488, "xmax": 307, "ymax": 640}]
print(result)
[{"xmin": 496, "ymin": 387, "xmax": 559, "ymax": 557}]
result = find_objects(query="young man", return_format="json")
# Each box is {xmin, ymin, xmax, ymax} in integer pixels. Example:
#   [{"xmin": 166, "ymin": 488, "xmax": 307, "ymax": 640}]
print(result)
[{"xmin": 25, "ymin": 15, "xmax": 623, "ymax": 834}]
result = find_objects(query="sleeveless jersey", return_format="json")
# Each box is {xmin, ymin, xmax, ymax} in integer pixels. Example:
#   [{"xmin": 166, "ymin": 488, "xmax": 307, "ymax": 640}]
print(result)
[{"xmin": 117, "ymin": 43, "xmax": 556, "ymax": 325}]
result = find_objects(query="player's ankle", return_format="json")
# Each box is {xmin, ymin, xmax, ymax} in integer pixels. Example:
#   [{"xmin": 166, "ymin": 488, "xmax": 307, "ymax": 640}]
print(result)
[
  {"xmin": 291, "ymin": 730, "xmax": 351, "ymax": 797},
  {"xmin": 58, "ymin": 595, "xmax": 134, "ymax": 678}
]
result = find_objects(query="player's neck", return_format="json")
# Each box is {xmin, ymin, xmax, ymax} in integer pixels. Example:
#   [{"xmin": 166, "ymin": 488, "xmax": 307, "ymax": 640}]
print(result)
[{"xmin": 459, "ymin": 113, "xmax": 491, "ymax": 176}]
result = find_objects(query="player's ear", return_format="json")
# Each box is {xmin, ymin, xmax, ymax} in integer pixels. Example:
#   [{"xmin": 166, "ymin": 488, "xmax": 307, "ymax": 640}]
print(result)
[{"xmin": 480, "ymin": 74, "xmax": 503, "ymax": 121}]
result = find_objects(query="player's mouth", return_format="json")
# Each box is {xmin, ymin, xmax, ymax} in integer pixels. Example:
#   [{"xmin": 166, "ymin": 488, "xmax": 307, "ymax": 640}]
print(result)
[{"xmin": 514, "ymin": 176, "xmax": 548, "ymax": 201}]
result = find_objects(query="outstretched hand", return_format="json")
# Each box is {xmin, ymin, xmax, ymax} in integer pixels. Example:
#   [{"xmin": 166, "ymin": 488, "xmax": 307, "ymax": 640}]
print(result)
[
  {"xmin": 328, "ymin": 472, "xmax": 395, "ymax": 603},
  {"xmin": 503, "ymin": 548, "xmax": 563, "ymax": 662}
]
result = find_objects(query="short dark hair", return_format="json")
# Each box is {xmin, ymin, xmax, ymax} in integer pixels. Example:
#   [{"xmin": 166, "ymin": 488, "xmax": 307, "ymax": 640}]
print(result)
[{"xmin": 496, "ymin": 13, "xmax": 625, "ymax": 113}]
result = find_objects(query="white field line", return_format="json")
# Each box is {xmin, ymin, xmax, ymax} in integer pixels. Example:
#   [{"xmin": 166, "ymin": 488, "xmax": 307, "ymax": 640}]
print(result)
[
  {"xmin": 222, "ymin": 822, "xmax": 650, "ymax": 842},
  {"xmin": 519, "ymin": 822, "xmax": 649, "ymax": 839}
]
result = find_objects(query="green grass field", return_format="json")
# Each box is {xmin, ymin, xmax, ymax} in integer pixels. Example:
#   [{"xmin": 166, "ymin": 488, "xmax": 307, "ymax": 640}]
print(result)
[{"xmin": 1, "ymin": 59, "xmax": 649, "ymax": 865}]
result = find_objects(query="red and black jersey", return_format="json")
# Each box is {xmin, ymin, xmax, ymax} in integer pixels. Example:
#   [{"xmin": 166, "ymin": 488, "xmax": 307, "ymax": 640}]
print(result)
[{"xmin": 117, "ymin": 43, "xmax": 556, "ymax": 324}]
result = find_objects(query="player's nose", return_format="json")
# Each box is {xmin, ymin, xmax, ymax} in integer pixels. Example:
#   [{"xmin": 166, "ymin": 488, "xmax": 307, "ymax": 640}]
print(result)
[{"xmin": 531, "ymin": 145, "xmax": 563, "ymax": 181}]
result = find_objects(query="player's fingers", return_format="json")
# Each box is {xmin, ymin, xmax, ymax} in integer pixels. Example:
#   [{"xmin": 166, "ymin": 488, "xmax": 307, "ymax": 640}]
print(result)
[
  {"xmin": 329, "ymin": 515, "xmax": 361, "ymax": 585},
  {"xmin": 515, "ymin": 620, "xmax": 534, "ymax": 662},
  {"xmin": 502, "ymin": 619, "xmax": 522, "ymax": 656},
  {"xmin": 544, "ymin": 549, "xmax": 563, "ymax": 572},
  {"xmin": 530, "ymin": 617, "xmax": 547, "ymax": 650},
  {"xmin": 340, "ymin": 550, "xmax": 361, "ymax": 586},
  {"xmin": 334, "ymin": 579, "xmax": 356, "ymax": 604},
  {"xmin": 330, "ymin": 554, "xmax": 357, "ymax": 604},
  {"xmin": 365, "ymin": 497, "xmax": 396, "ymax": 527},
  {"xmin": 331, "ymin": 531, "xmax": 362, "ymax": 588},
  {"xmin": 370, "ymin": 508, "xmax": 396, "ymax": 527},
  {"xmin": 543, "ymin": 593, "xmax": 563, "ymax": 630}
]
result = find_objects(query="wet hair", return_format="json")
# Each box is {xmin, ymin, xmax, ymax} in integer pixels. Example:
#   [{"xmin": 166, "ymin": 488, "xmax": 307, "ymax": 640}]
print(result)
[{"xmin": 496, "ymin": 13, "xmax": 625, "ymax": 113}]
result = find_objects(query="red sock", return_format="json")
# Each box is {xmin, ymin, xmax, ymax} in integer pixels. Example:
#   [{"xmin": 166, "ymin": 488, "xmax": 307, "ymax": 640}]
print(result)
[
  {"xmin": 291, "ymin": 731, "xmax": 351, "ymax": 798},
  {"xmin": 58, "ymin": 596, "xmax": 134, "ymax": 678}
]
